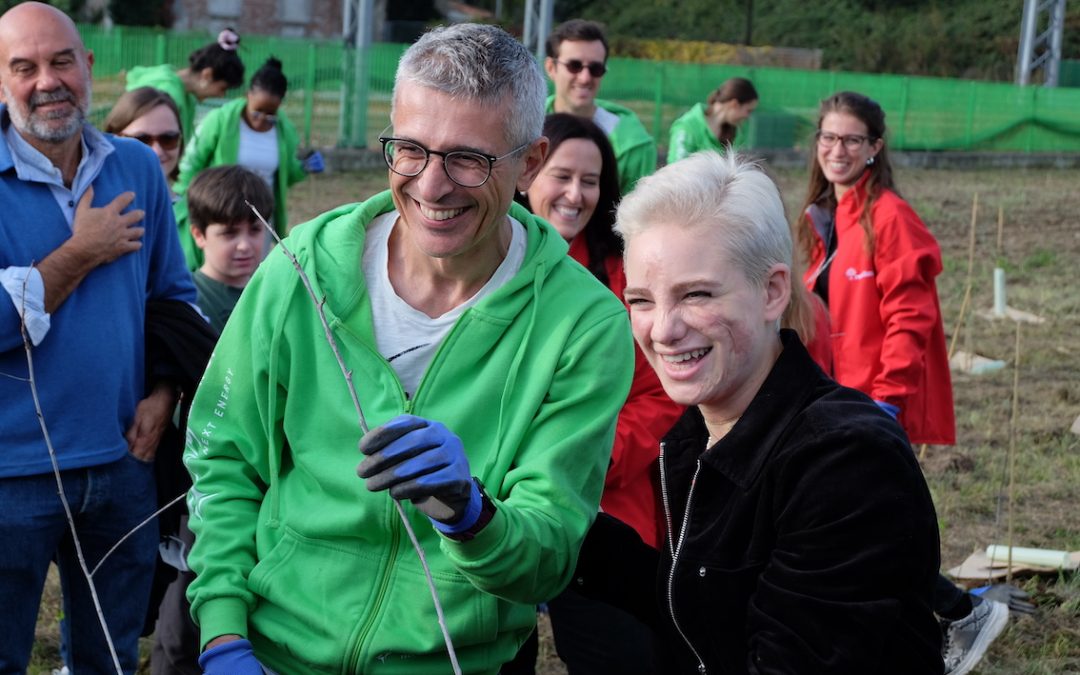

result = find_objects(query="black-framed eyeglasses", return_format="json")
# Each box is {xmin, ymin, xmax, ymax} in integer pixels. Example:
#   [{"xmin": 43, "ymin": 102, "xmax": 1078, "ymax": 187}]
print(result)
[
  {"xmin": 379, "ymin": 134, "xmax": 530, "ymax": 188},
  {"xmin": 556, "ymin": 59, "xmax": 607, "ymax": 78},
  {"xmin": 815, "ymin": 130, "xmax": 874, "ymax": 150},
  {"xmin": 121, "ymin": 131, "xmax": 181, "ymax": 151}
]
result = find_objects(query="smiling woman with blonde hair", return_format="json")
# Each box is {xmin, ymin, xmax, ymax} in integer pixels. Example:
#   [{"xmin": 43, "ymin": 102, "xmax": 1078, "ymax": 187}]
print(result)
[{"xmin": 610, "ymin": 150, "xmax": 944, "ymax": 674}]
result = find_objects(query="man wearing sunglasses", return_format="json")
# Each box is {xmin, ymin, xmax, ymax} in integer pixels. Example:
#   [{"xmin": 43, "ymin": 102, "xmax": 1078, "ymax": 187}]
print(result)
[
  {"xmin": 544, "ymin": 19, "xmax": 657, "ymax": 194},
  {"xmin": 183, "ymin": 22, "xmax": 633, "ymax": 674},
  {"xmin": 0, "ymin": 3, "xmax": 196, "ymax": 672}
]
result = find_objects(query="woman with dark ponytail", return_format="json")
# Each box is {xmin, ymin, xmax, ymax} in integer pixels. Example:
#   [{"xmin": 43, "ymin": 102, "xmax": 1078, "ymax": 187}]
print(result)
[
  {"xmin": 126, "ymin": 28, "xmax": 245, "ymax": 141},
  {"xmin": 667, "ymin": 77, "xmax": 758, "ymax": 163},
  {"xmin": 173, "ymin": 57, "xmax": 324, "ymax": 269}
]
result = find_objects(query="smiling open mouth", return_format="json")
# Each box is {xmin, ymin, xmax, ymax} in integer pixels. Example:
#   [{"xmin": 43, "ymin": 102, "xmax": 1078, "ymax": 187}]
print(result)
[
  {"xmin": 419, "ymin": 205, "xmax": 466, "ymax": 221},
  {"xmin": 661, "ymin": 347, "xmax": 711, "ymax": 364}
]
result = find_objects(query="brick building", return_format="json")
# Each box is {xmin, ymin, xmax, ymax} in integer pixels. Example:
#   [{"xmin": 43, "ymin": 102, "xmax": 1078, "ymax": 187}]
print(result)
[
  {"xmin": 170, "ymin": 0, "xmax": 373, "ymax": 39},
  {"xmin": 168, "ymin": 1, "xmax": 493, "ymax": 42}
]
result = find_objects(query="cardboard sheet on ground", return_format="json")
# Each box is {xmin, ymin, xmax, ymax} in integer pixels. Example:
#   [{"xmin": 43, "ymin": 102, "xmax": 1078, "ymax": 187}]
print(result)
[{"xmin": 948, "ymin": 549, "xmax": 1080, "ymax": 582}]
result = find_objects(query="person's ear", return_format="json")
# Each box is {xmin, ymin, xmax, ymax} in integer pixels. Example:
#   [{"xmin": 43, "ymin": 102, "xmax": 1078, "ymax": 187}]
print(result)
[
  {"xmin": 192, "ymin": 227, "xmax": 208, "ymax": 250},
  {"xmin": 543, "ymin": 57, "xmax": 557, "ymax": 80},
  {"xmin": 762, "ymin": 263, "xmax": 791, "ymax": 324},
  {"xmin": 515, "ymin": 136, "xmax": 550, "ymax": 192},
  {"xmin": 870, "ymin": 137, "xmax": 884, "ymax": 160}
]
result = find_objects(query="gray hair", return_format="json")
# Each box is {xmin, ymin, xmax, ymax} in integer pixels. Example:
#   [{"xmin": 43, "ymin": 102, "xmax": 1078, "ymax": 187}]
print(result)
[
  {"xmin": 394, "ymin": 23, "xmax": 546, "ymax": 148},
  {"xmin": 615, "ymin": 151, "xmax": 792, "ymax": 288}
]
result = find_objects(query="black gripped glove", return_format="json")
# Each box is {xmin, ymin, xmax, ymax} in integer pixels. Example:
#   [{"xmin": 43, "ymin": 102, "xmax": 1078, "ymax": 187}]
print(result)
[{"xmin": 356, "ymin": 414, "xmax": 483, "ymax": 534}]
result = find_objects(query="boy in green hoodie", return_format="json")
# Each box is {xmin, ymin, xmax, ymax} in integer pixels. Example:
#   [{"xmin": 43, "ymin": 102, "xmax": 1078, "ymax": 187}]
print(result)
[{"xmin": 184, "ymin": 23, "xmax": 634, "ymax": 675}]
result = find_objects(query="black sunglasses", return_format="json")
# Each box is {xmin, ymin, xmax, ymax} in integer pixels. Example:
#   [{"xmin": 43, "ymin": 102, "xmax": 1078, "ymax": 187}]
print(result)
[
  {"xmin": 122, "ymin": 131, "xmax": 181, "ymax": 151},
  {"xmin": 557, "ymin": 59, "xmax": 607, "ymax": 78}
]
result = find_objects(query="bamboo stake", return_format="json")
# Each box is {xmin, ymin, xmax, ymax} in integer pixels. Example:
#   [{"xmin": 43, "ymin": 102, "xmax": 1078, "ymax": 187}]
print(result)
[
  {"xmin": 1006, "ymin": 321, "xmax": 1021, "ymax": 585},
  {"xmin": 20, "ymin": 272, "xmax": 123, "ymax": 675},
  {"xmin": 248, "ymin": 203, "xmax": 462, "ymax": 674},
  {"xmin": 946, "ymin": 192, "xmax": 979, "ymax": 361},
  {"xmin": 996, "ymin": 205, "xmax": 1005, "ymax": 259},
  {"xmin": 927, "ymin": 193, "xmax": 980, "ymax": 461}
]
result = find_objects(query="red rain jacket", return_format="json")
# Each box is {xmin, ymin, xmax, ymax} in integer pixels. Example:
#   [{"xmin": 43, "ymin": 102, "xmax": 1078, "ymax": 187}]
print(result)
[
  {"xmin": 803, "ymin": 176, "xmax": 955, "ymax": 445},
  {"xmin": 570, "ymin": 236, "xmax": 684, "ymax": 548}
]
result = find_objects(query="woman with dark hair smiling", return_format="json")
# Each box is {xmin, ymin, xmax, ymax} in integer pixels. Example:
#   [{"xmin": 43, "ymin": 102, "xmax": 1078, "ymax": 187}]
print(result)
[
  {"xmin": 509, "ymin": 112, "xmax": 682, "ymax": 675},
  {"xmin": 796, "ymin": 91, "xmax": 1006, "ymax": 675}
]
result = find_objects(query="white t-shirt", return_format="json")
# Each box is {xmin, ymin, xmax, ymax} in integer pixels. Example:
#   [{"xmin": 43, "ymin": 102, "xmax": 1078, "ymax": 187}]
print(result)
[
  {"xmin": 362, "ymin": 211, "xmax": 526, "ymax": 398},
  {"xmin": 237, "ymin": 120, "xmax": 279, "ymax": 188},
  {"xmin": 592, "ymin": 106, "xmax": 620, "ymax": 136}
]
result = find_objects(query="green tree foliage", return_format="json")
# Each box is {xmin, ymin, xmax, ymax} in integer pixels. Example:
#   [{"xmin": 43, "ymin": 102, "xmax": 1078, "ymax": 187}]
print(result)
[{"xmin": 561, "ymin": 0, "xmax": 1080, "ymax": 80}]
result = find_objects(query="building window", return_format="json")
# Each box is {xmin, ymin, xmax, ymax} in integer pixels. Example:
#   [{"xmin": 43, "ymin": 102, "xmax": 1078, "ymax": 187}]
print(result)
[
  {"xmin": 279, "ymin": 0, "xmax": 311, "ymax": 24},
  {"xmin": 207, "ymin": 0, "xmax": 242, "ymax": 18}
]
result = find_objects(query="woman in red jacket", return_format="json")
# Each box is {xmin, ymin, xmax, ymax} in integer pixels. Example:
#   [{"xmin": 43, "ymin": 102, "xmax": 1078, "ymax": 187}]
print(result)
[
  {"xmin": 506, "ymin": 113, "xmax": 683, "ymax": 675},
  {"xmin": 796, "ymin": 92, "xmax": 1009, "ymax": 675},
  {"xmin": 796, "ymin": 90, "xmax": 954, "ymax": 445}
]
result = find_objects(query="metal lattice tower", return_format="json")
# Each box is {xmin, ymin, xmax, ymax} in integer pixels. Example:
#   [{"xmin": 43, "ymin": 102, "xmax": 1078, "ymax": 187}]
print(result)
[
  {"xmin": 522, "ymin": 0, "xmax": 555, "ymax": 61},
  {"xmin": 1016, "ymin": 0, "xmax": 1067, "ymax": 86}
]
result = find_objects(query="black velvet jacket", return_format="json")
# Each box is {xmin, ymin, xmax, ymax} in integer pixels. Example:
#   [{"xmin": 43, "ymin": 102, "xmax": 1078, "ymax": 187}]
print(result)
[{"xmin": 657, "ymin": 330, "xmax": 943, "ymax": 674}]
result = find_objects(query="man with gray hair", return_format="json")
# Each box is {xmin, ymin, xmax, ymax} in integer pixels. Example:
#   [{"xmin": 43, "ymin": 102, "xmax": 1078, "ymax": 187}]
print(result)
[
  {"xmin": 184, "ymin": 22, "xmax": 633, "ymax": 673},
  {"xmin": 0, "ymin": 2, "xmax": 195, "ymax": 672}
]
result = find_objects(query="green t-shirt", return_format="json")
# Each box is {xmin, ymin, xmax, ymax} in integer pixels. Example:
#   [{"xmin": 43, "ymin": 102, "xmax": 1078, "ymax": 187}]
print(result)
[{"xmin": 193, "ymin": 270, "xmax": 244, "ymax": 334}]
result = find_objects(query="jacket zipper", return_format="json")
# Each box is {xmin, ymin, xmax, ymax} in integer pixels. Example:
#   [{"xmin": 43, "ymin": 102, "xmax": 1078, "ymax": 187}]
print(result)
[
  {"xmin": 348, "ymin": 501, "xmax": 401, "ymax": 672},
  {"xmin": 659, "ymin": 442, "xmax": 708, "ymax": 674},
  {"xmin": 346, "ymin": 339, "xmax": 409, "ymax": 672}
]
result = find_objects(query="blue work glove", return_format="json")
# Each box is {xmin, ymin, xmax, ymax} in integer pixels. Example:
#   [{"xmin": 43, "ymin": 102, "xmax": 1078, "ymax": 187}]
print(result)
[
  {"xmin": 303, "ymin": 150, "xmax": 325, "ymax": 173},
  {"xmin": 198, "ymin": 638, "xmax": 265, "ymax": 674},
  {"xmin": 357, "ymin": 414, "xmax": 482, "ymax": 533},
  {"xmin": 874, "ymin": 400, "xmax": 900, "ymax": 420}
]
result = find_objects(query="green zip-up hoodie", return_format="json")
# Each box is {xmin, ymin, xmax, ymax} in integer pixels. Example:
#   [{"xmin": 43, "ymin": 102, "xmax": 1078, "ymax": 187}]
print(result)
[
  {"xmin": 126, "ymin": 64, "xmax": 198, "ymax": 142},
  {"xmin": 173, "ymin": 97, "xmax": 307, "ymax": 269},
  {"xmin": 184, "ymin": 192, "xmax": 634, "ymax": 674},
  {"xmin": 545, "ymin": 95, "xmax": 657, "ymax": 194},
  {"xmin": 668, "ymin": 102, "xmax": 736, "ymax": 164}
]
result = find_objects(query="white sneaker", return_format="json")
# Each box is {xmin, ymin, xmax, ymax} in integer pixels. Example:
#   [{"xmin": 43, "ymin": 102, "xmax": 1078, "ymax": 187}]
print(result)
[{"xmin": 942, "ymin": 597, "xmax": 1009, "ymax": 675}]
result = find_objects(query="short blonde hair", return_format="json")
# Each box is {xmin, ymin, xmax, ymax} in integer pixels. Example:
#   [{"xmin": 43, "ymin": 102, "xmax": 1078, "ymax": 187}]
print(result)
[{"xmin": 615, "ymin": 151, "xmax": 792, "ymax": 289}]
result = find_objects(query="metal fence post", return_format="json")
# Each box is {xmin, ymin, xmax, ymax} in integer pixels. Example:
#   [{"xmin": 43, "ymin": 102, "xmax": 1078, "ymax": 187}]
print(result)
[
  {"xmin": 154, "ymin": 32, "xmax": 166, "ymax": 65},
  {"xmin": 304, "ymin": 43, "xmax": 316, "ymax": 147},
  {"xmin": 652, "ymin": 63, "xmax": 665, "ymax": 145},
  {"xmin": 340, "ymin": 0, "xmax": 373, "ymax": 148}
]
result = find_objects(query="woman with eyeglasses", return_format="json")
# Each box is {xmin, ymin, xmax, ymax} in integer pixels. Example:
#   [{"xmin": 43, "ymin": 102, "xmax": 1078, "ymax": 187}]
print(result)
[
  {"xmin": 105, "ymin": 87, "xmax": 184, "ymax": 187},
  {"xmin": 666, "ymin": 77, "xmax": 758, "ymax": 163},
  {"xmin": 125, "ymin": 28, "xmax": 245, "ymax": 143},
  {"xmin": 796, "ymin": 90, "xmax": 953, "ymax": 445},
  {"xmin": 797, "ymin": 94, "xmax": 1011, "ymax": 675},
  {"xmin": 173, "ymin": 57, "xmax": 324, "ymax": 270}
]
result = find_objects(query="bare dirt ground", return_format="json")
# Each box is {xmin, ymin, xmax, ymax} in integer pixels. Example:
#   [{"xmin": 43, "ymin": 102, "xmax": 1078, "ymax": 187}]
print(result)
[{"xmin": 30, "ymin": 165, "xmax": 1080, "ymax": 674}]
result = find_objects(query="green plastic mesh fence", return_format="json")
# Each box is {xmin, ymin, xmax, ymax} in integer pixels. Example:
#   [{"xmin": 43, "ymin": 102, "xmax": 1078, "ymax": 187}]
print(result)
[{"xmin": 78, "ymin": 25, "xmax": 1080, "ymax": 154}]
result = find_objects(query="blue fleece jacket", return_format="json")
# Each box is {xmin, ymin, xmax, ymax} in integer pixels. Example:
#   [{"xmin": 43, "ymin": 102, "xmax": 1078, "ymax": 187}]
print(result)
[{"xmin": 0, "ymin": 108, "xmax": 196, "ymax": 477}]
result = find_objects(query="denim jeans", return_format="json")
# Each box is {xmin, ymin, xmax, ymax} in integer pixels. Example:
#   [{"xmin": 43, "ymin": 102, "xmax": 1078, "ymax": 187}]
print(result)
[{"xmin": 0, "ymin": 454, "xmax": 158, "ymax": 675}]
